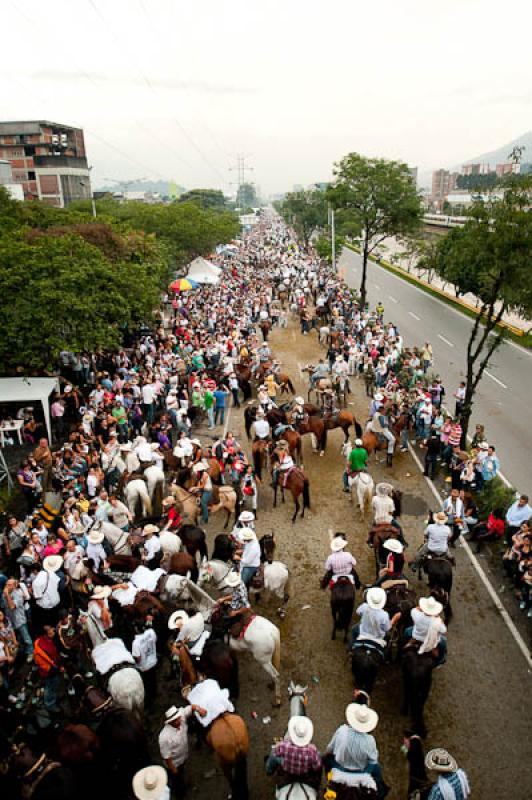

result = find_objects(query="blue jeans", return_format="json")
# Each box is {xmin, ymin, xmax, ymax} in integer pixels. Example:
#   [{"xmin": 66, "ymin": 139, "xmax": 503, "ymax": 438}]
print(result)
[
  {"xmin": 43, "ymin": 671, "xmax": 61, "ymax": 711},
  {"xmin": 200, "ymin": 490, "xmax": 212, "ymax": 523},
  {"xmin": 240, "ymin": 566, "xmax": 258, "ymax": 587},
  {"xmin": 215, "ymin": 406, "xmax": 226, "ymax": 425},
  {"xmin": 404, "ymin": 626, "xmax": 447, "ymax": 665},
  {"xmin": 206, "ymin": 407, "xmax": 215, "ymax": 428},
  {"xmin": 16, "ymin": 624, "xmax": 33, "ymax": 656}
]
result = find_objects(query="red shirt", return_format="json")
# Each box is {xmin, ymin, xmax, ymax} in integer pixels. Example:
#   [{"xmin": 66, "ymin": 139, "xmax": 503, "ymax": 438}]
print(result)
[
  {"xmin": 34, "ymin": 635, "xmax": 60, "ymax": 678},
  {"xmin": 487, "ymin": 514, "xmax": 505, "ymax": 538}
]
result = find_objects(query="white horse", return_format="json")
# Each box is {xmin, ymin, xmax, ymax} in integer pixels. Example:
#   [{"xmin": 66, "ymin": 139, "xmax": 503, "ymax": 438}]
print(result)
[
  {"xmin": 198, "ymin": 556, "xmax": 289, "ymax": 610},
  {"xmin": 350, "ymin": 471, "xmax": 374, "ymax": 517},
  {"xmin": 85, "ymin": 614, "xmax": 144, "ymax": 716},
  {"xmin": 124, "ymin": 478, "xmax": 152, "ymax": 517},
  {"xmin": 198, "ymin": 560, "xmax": 282, "ymax": 704},
  {"xmin": 91, "ymin": 520, "xmax": 132, "ymax": 556},
  {"xmin": 143, "ymin": 465, "xmax": 165, "ymax": 512},
  {"xmin": 276, "ymin": 682, "xmax": 317, "ymax": 800},
  {"xmin": 159, "ymin": 529, "xmax": 182, "ymax": 555}
]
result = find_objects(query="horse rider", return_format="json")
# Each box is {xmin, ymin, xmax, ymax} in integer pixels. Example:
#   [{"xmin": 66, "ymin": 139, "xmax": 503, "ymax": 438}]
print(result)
[
  {"xmin": 424, "ymin": 748, "xmax": 471, "ymax": 800},
  {"xmin": 309, "ymin": 358, "xmax": 329, "ymax": 389},
  {"xmin": 404, "ymin": 595, "xmax": 447, "ymax": 667},
  {"xmin": 350, "ymin": 587, "xmax": 401, "ymax": 651},
  {"xmin": 233, "ymin": 527, "xmax": 261, "ymax": 587},
  {"xmin": 266, "ymin": 715, "xmax": 322, "ymax": 791},
  {"xmin": 251, "ymin": 408, "xmax": 271, "ymax": 442},
  {"xmin": 322, "ymin": 388, "xmax": 338, "ymax": 418},
  {"xmin": 410, "ymin": 511, "xmax": 452, "ymax": 571},
  {"xmin": 321, "ymin": 535, "xmax": 359, "ymax": 588},
  {"xmin": 442, "ymin": 488, "xmax": 465, "ymax": 547},
  {"xmin": 291, "ymin": 396, "xmax": 306, "ymax": 430},
  {"xmin": 272, "ymin": 439, "xmax": 294, "ymax": 490},
  {"xmin": 323, "ymin": 702, "xmax": 388, "ymax": 798},
  {"xmin": 186, "ymin": 677, "xmax": 235, "ymax": 729},
  {"xmin": 372, "ymin": 483, "xmax": 395, "ymax": 525},
  {"xmin": 190, "ymin": 462, "xmax": 213, "ymax": 525},
  {"xmin": 141, "ymin": 524, "xmax": 162, "ymax": 569},
  {"xmin": 375, "ymin": 539, "xmax": 406, "ymax": 585},
  {"xmin": 367, "ymin": 401, "xmax": 395, "ymax": 467},
  {"xmin": 343, "ymin": 438, "xmax": 369, "ymax": 493},
  {"xmin": 169, "ymin": 610, "xmax": 211, "ymax": 664},
  {"xmin": 215, "ymin": 569, "xmax": 251, "ymax": 628}
]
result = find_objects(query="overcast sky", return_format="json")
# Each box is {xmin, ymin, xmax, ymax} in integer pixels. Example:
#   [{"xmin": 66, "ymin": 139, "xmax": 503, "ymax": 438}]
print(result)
[{"xmin": 4, "ymin": 0, "xmax": 531, "ymax": 194}]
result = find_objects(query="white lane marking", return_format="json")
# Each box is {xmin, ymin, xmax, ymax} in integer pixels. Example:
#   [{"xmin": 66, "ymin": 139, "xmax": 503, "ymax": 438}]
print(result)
[
  {"xmin": 388, "ymin": 295, "xmax": 398, "ymax": 304},
  {"xmin": 437, "ymin": 334, "xmax": 454, "ymax": 347},
  {"xmin": 407, "ymin": 442, "xmax": 532, "ymax": 669},
  {"xmin": 484, "ymin": 369, "xmax": 508, "ymax": 389},
  {"xmin": 373, "ymin": 283, "xmax": 381, "ymax": 290},
  {"xmin": 408, "ymin": 311, "xmax": 421, "ymax": 321}
]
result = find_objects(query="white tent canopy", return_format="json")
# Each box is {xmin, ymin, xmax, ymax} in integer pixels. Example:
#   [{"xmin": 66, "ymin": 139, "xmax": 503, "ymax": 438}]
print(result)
[
  {"xmin": 186, "ymin": 256, "xmax": 222, "ymax": 285},
  {"xmin": 0, "ymin": 377, "xmax": 58, "ymax": 441}
]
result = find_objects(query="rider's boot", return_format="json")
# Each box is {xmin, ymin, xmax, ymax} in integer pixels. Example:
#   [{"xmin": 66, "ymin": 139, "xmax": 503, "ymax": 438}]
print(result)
[{"xmin": 386, "ymin": 453, "xmax": 393, "ymax": 467}]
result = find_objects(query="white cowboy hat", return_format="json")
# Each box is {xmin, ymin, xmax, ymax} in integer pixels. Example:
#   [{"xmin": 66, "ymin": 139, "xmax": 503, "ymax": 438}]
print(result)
[
  {"xmin": 168, "ymin": 610, "xmax": 189, "ymax": 630},
  {"xmin": 330, "ymin": 536, "xmax": 348, "ymax": 552},
  {"xmin": 179, "ymin": 612, "xmax": 205, "ymax": 642},
  {"xmin": 164, "ymin": 705, "xmax": 188, "ymax": 724},
  {"xmin": 64, "ymin": 384, "xmax": 73, "ymax": 393},
  {"xmin": 193, "ymin": 462, "xmax": 207, "ymax": 473},
  {"xmin": 87, "ymin": 531, "xmax": 105, "ymax": 545},
  {"xmin": 142, "ymin": 524, "xmax": 160, "ymax": 536},
  {"xmin": 355, "ymin": 438, "xmax": 363, "ymax": 447},
  {"xmin": 366, "ymin": 587, "xmax": 386, "ymax": 610},
  {"xmin": 238, "ymin": 511, "xmax": 255, "ymax": 523},
  {"xmin": 419, "ymin": 596, "xmax": 443, "ymax": 617},
  {"xmin": 162, "ymin": 496, "xmax": 175, "ymax": 507},
  {"xmin": 132, "ymin": 766, "xmax": 168, "ymax": 800},
  {"xmin": 434, "ymin": 511, "xmax": 448, "ymax": 524},
  {"xmin": 376, "ymin": 482, "xmax": 393, "ymax": 497},
  {"xmin": 190, "ymin": 438, "xmax": 202, "ymax": 446},
  {"xmin": 287, "ymin": 715, "xmax": 314, "ymax": 747},
  {"xmin": 150, "ymin": 442, "xmax": 161, "ymax": 450},
  {"xmin": 294, "ymin": 396, "xmax": 305, "ymax": 405},
  {"xmin": 425, "ymin": 749, "xmax": 458, "ymax": 774},
  {"xmin": 383, "ymin": 539, "xmax": 403, "ymax": 554},
  {"xmin": 478, "ymin": 442, "xmax": 489, "ymax": 450},
  {"xmin": 345, "ymin": 703, "xmax": 379, "ymax": 733},
  {"xmin": 43, "ymin": 555, "xmax": 63, "ymax": 573},
  {"xmin": 120, "ymin": 443, "xmax": 133, "ymax": 452},
  {"xmin": 91, "ymin": 585, "xmax": 112, "ymax": 600},
  {"xmin": 224, "ymin": 571, "xmax": 242, "ymax": 588},
  {"xmin": 240, "ymin": 527, "xmax": 256, "ymax": 542},
  {"xmin": 374, "ymin": 392, "xmax": 384, "ymax": 402}
]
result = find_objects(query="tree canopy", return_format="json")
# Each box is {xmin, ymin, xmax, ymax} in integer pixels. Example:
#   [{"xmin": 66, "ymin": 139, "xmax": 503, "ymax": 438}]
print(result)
[
  {"xmin": 176, "ymin": 188, "xmax": 227, "ymax": 209},
  {"xmin": 275, "ymin": 189, "xmax": 328, "ymax": 247}
]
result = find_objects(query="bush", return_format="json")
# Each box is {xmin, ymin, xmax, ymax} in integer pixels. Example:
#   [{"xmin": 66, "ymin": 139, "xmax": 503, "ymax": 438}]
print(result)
[{"xmin": 474, "ymin": 477, "xmax": 516, "ymax": 518}]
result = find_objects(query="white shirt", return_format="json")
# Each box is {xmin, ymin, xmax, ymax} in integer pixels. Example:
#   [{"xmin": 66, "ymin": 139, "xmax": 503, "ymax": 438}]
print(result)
[
  {"xmin": 425, "ymin": 522, "xmax": 451, "ymax": 554},
  {"xmin": 187, "ymin": 679, "xmax": 234, "ymax": 728},
  {"xmin": 144, "ymin": 536, "xmax": 161, "ymax": 560},
  {"xmin": 136, "ymin": 443, "xmax": 153, "ymax": 462},
  {"xmin": 132, "ymin": 628, "xmax": 158, "ymax": 671},
  {"xmin": 253, "ymin": 419, "xmax": 270, "ymax": 439},
  {"xmin": 158, "ymin": 707, "xmax": 194, "ymax": 767},
  {"xmin": 141, "ymin": 384, "xmax": 155, "ymax": 404},
  {"xmin": 32, "ymin": 570, "xmax": 60, "ymax": 609},
  {"xmin": 372, "ymin": 495, "xmax": 394, "ymax": 524},
  {"xmin": 240, "ymin": 539, "xmax": 261, "ymax": 568}
]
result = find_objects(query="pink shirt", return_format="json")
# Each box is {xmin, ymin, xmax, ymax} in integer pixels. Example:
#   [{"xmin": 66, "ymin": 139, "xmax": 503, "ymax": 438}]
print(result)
[{"xmin": 325, "ymin": 551, "xmax": 357, "ymax": 576}]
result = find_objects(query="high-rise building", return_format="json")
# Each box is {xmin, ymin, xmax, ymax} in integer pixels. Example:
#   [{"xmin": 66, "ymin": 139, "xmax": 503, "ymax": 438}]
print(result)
[
  {"xmin": 0, "ymin": 120, "xmax": 92, "ymax": 207},
  {"xmin": 495, "ymin": 162, "xmax": 521, "ymax": 177},
  {"xmin": 431, "ymin": 169, "xmax": 458, "ymax": 209},
  {"xmin": 461, "ymin": 162, "xmax": 490, "ymax": 176}
]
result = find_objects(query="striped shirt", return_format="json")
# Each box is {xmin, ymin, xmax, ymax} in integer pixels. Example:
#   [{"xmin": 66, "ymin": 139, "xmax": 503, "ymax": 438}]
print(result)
[
  {"xmin": 448, "ymin": 423, "xmax": 462, "ymax": 447},
  {"xmin": 326, "ymin": 725, "xmax": 378, "ymax": 769},
  {"xmin": 325, "ymin": 551, "xmax": 357, "ymax": 576}
]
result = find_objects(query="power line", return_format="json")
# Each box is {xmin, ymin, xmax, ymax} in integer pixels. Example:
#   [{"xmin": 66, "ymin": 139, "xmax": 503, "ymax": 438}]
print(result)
[{"xmin": 229, "ymin": 153, "xmax": 254, "ymax": 196}]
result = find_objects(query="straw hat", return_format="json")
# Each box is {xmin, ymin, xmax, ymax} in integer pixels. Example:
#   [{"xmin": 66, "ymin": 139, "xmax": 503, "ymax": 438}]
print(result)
[
  {"xmin": 240, "ymin": 527, "xmax": 256, "ymax": 542},
  {"xmin": 164, "ymin": 705, "xmax": 188, "ymax": 725},
  {"xmin": 238, "ymin": 511, "xmax": 255, "ymax": 524},
  {"xmin": 43, "ymin": 555, "xmax": 63, "ymax": 573},
  {"xmin": 287, "ymin": 716, "xmax": 314, "ymax": 747},
  {"xmin": 294, "ymin": 396, "xmax": 305, "ymax": 405},
  {"xmin": 425, "ymin": 749, "xmax": 458, "ymax": 774},
  {"xmin": 168, "ymin": 610, "xmax": 189, "ymax": 631},
  {"xmin": 330, "ymin": 536, "xmax": 348, "ymax": 553},
  {"xmin": 224, "ymin": 571, "xmax": 242, "ymax": 588},
  {"xmin": 150, "ymin": 442, "xmax": 160, "ymax": 451},
  {"xmin": 87, "ymin": 531, "xmax": 105, "ymax": 545},
  {"xmin": 478, "ymin": 442, "xmax": 489, "ymax": 451},
  {"xmin": 132, "ymin": 766, "xmax": 168, "ymax": 800},
  {"xmin": 142, "ymin": 524, "xmax": 160, "ymax": 536},
  {"xmin": 345, "ymin": 703, "xmax": 379, "ymax": 733},
  {"xmin": 91, "ymin": 585, "xmax": 112, "ymax": 600},
  {"xmin": 376, "ymin": 482, "xmax": 393, "ymax": 497},
  {"xmin": 365, "ymin": 587, "xmax": 386, "ymax": 610},
  {"xmin": 419, "ymin": 596, "xmax": 443, "ymax": 617},
  {"xmin": 120, "ymin": 443, "xmax": 133, "ymax": 452},
  {"xmin": 355, "ymin": 438, "xmax": 363, "ymax": 447},
  {"xmin": 190, "ymin": 438, "xmax": 202, "ymax": 446},
  {"xmin": 434, "ymin": 511, "xmax": 448, "ymax": 524},
  {"xmin": 374, "ymin": 392, "xmax": 384, "ymax": 402},
  {"xmin": 383, "ymin": 539, "xmax": 403, "ymax": 554}
]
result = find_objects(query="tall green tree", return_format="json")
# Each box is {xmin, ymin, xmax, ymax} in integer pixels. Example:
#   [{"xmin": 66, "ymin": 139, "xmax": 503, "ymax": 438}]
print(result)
[
  {"xmin": 419, "ymin": 177, "xmax": 532, "ymax": 440},
  {"xmin": 277, "ymin": 189, "xmax": 328, "ymax": 247},
  {"xmin": 236, "ymin": 182, "xmax": 258, "ymax": 209},
  {"xmin": 177, "ymin": 189, "xmax": 226, "ymax": 209},
  {"xmin": 327, "ymin": 154, "xmax": 421, "ymax": 307}
]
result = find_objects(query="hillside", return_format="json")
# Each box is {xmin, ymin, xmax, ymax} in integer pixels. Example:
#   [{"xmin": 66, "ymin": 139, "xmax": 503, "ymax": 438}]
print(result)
[{"xmin": 460, "ymin": 130, "xmax": 532, "ymax": 169}]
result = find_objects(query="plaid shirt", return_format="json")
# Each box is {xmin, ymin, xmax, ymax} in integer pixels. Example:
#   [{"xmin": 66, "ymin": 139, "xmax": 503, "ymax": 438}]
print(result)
[
  {"xmin": 273, "ymin": 740, "xmax": 322, "ymax": 775},
  {"xmin": 230, "ymin": 581, "xmax": 249, "ymax": 610},
  {"xmin": 325, "ymin": 551, "xmax": 357, "ymax": 576}
]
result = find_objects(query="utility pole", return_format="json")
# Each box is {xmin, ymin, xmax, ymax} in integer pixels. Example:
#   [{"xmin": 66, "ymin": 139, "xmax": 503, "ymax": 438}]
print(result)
[
  {"xmin": 330, "ymin": 204, "xmax": 336, "ymax": 272},
  {"xmin": 229, "ymin": 154, "xmax": 254, "ymax": 204}
]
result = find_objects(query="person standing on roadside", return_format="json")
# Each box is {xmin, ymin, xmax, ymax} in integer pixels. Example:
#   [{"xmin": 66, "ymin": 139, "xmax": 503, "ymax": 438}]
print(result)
[{"xmin": 33, "ymin": 437, "xmax": 53, "ymax": 493}]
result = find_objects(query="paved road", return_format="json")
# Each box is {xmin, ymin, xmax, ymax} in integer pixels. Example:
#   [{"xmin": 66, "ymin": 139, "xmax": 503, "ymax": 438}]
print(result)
[{"xmin": 339, "ymin": 246, "xmax": 532, "ymax": 490}]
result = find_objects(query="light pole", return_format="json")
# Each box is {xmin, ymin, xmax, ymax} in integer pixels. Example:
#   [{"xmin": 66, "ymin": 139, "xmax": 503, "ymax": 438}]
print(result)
[
  {"xmin": 329, "ymin": 204, "xmax": 336, "ymax": 272},
  {"xmin": 80, "ymin": 166, "xmax": 96, "ymax": 218}
]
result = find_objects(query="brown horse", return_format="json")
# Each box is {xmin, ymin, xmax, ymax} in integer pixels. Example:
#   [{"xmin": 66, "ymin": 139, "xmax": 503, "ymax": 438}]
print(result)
[
  {"xmin": 271, "ymin": 454, "xmax": 311, "ymax": 523},
  {"xmin": 255, "ymin": 362, "xmax": 295, "ymax": 394},
  {"xmin": 362, "ymin": 413, "xmax": 409, "ymax": 456},
  {"xmin": 173, "ymin": 643, "xmax": 249, "ymax": 799},
  {"xmin": 323, "ymin": 410, "xmax": 363, "ymax": 443},
  {"xmin": 251, "ymin": 438, "xmax": 269, "ymax": 481},
  {"xmin": 296, "ymin": 415, "xmax": 327, "ymax": 455}
]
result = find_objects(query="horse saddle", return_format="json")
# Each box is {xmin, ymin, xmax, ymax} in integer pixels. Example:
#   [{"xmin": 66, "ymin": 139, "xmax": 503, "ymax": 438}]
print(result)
[
  {"xmin": 425, "ymin": 552, "xmax": 455, "ymax": 567},
  {"xmin": 229, "ymin": 609, "xmax": 256, "ymax": 640}
]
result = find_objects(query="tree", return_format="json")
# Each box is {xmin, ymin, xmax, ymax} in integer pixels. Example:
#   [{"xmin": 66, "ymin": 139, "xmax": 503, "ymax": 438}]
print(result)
[
  {"xmin": 236, "ymin": 183, "xmax": 258, "ymax": 209},
  {"xmin": 177, "ymin": 189, "xmax": 226, "ymax": 209},
  {"xmin": 276, "ymin": 189, "xmax": 328, "ymax": 247},
  {"xmin": 327, "ymin": 154, "xmax": 422, "ymax": 307},
  {"xmin": 420, "ymin": 177, "xmax": 532, "ymax": 440}
]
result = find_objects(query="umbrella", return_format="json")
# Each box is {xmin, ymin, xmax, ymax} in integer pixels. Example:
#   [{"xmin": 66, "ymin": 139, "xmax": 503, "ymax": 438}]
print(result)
[{"xmin": 169, "ymin": 278, "xmax": 198, "ymax": 292}]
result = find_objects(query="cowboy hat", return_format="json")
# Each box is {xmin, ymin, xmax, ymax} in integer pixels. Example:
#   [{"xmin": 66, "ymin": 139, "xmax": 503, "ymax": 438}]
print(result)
[
  {"xmin": 162, "ymin": 496, "xmax": 175, "ymax": 507},
  {"xmin": 142, "ymin": 524, "xmax": 160, "ymax": 536},
  {"xmin": 240, "ymin": 527, "xmax": 256, "ymax": 542},
  {"xmin": 419, "ymin": 596, "xmax": 443, "ymax": 617},
  {"xmin": 168, "ymin": 610, "xmax": 189, "ymax": 631},
  {"xmin": 425, "ymin": 748, "xmax": 458, "ymax": 774},
  {"xmin": 178, "ymin": 612, "xmax": 205, "ymax": 642},
  {"xmin": 478, "ymin": 442, "xmax": 489, "ymax": 450},
  {"xmin": 375, "ymin": 482, "xmax": 393, "ymax": 496},
  {"xmin": 150, "ymin": 442, "xmax": 161, "ymax": 450},
  {"xmin": 434, "ymin": 511, "xmax": 448, "ymax": 524},
  {"xmin": 192, "ymin": 462, "xmax": 207, "ymax": 473},
  {"xmin": 287, "ymin": 716, "xmax": 314, "ymax": 747},
  {"xmin": 190, "ymin": 438, "xmax": 202, "ymax": 446},
  {"xmin": 238, "ymin": 511, "xmax": 255, "ymax": 523},
  {"xmin": 132, "ymin": 766, "xmax": 168, "ymax": 800},
  {"xmin": 277, "ymin": 439, "xmax": 289, "ymax": 449},
  {"xmin": 355, "ymin": 438, "xmax": 363, "ymax": 447},
  {"xmin": 224, "ymin": 571, "xmax": 242, "ymax": 588},
  {"xmin": 43, "ymin": 555, "xmax": 63, "ymax": 573},
  {"xmin": 345, "ymin": 703, "xmax": 379, "ymax": 733},
  {"xmin": 366, "ymin": 587, "xmax": 386, "ymax": 610},
  {"xmin": 330, "ymin": 536, "xmax": 347, "ymax": 552},
  {"xmin": 91, "ymin": 585, "xmax": 112, "ymax": 600},
  {"xmin": 87, "ymin": 531, "xmax": 105, "ymax": 545},
  {"xmin": 374, "ymin": 392, "xmax": 384, "ymax": 402},
  {"xmin": 164, "ymin": 705, "xmax": 188, "ymax": 725},
  {"xmin": 383, "ymin": 539, "xmax": 403, "ymax": 554},
  {"xmin": 120, "ymin": 443, "xmax": 133, "ymax": 452},
  {"xmin": 294, "ymin": 396, "xmax": 305, "ymax": 405}
]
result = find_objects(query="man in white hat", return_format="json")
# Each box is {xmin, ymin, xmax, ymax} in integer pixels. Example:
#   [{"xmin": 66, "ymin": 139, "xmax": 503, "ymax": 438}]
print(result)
[
  {"xmin": 424, "ymin": 748, "xmax": 470, "ymax": 799},
  {"xmin": 190, "ymin": 462, "xmax": 213, "ymax": 525},
  {"xmin": 324, "ymin": 703, "xmax": 386, "ymax": 794},
  {"xmin": 31, "ymin": 556, "xmax": 63, "ymax": 627},
  {"xmin": 142, "ymin": 524, "xmax": 162, "ymax": 569},
  {"xmin": 251, "ymin": 408, "xmax": 271, "ymax": 441},
  {"xmin": 367, "ymin": 399, "xmax": 396, "ymax": 467},
  {"xmin": 234, "ymin": 527, "xmax": 261, "ymax": 587},
  {"xmin": 132, "ymin": 765, "xmax": 169, "ymax": 800},
  {"xmin": 158, "ymin": 704, "xmax": 207, "ymax": 796},
  {"xmin": 266, "ymin": 715, "xmax": 322, "ymax": 789},
  {"xmin": 323, "ymin": 535, "xmax": 358, "ymax": 586},
  {"xmin": 86, "ymin": 528, "xmax": 108, "ymax": 573},
  {"xmin": 372, "ymin": 483, "xmax": 395, "ymax": 525},
  {"xmin": 132, "ymin": 620, "xmax": 158, "ymax": 702},
  {"xmin": 343, "ymin": 438, "xmax": 369, "ymax": 493},
  {"xmin": 405, "ymin": 596, "xmax": 447, "ymax": 665},
  {"xmin": 291, "ymin": 396, "xmax": 306, "ymax": 430},
  {"xmin": 410, "ymin": 511, "xmax": 452, "ymax": 571},
  {"xmin": 350, "ymin": 587, "xmax": 401, "ymax": 650}
]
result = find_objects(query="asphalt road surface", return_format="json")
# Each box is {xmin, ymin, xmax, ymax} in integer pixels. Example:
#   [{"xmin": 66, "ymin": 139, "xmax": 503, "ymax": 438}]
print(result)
[{"xmin": 339, "ymin": 246, "xmax": 532, "ymax": 491}]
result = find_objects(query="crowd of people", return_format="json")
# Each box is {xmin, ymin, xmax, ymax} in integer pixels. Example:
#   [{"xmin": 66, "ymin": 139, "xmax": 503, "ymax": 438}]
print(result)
[{"xmin": 1, "ymin": 211, "xmax": 528, "ymax": 799}]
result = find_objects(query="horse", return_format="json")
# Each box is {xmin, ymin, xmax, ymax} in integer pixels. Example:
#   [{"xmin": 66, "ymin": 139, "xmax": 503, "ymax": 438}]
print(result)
[
  {"xmin": 8, "ymin": 738, "xmax": 76, "ymax": 800},
  {"xmin": 401, "ymin": 648, "xmax": 436, "ymax": 738},
  {"xmin": 252, "ymin": 437, "xmax": 269, "ymax": 480},
  {"xmin": 333, "ymin": 373, "xmax": 351, "ymax": 406},
  {"xmin": 323, "ymin": 410, "xmax": 362, "ymax": 443},
  {"xmin": 368, "ymin": 522, "xmax": 405, "ymax": 579},
  {"xmin": 85, "ymin": 614, "xmax": 144, "ymax": 717},
  {"xmin": 362, "ymin": 413, "xmax": 409, "ymax": 458},
  {"xmin": 351, "ymin": 642, "xmax": 384, "ymax": 695},
  {"xmin": 91, "ymin": 519, "xmax": 133, "ymax": 556},
  {"xmin": 424, "ymin": 558, "xmax": 453, "ymax": 624},
  {"xmin": 296, "ymin": 415, "xmax": 327, "ymax": 455},
  {"xmin": 330, "ymin": 577, "xmax": 355, "ymax": 642},
  {"xmin": 170, "ymin": 484, "xmax": 200, "ymax": 524},
  {"xmin": 350, "ymin": 472, "xmax": 374, "ymax": 517},
  {"xmin": 271, "ymin": 453, "xmax": 311, "ymax": 523},
  {"xmin": 404, "ymin": 733, "xmax": 433, "ymax": 799},
  {"xmin": 177, "ymin": 523, "xmax": 208, "ymax": 562},
  {"xmin": 249, "ymin": 534, "xmax": 290, "ymax": 615},
  {"xmin": 274, "ymin": 683, "xmax": 319, "ymax": 800},
  {"xmin": 124, "ymin": 478, "xmax": 152, "ymax": 518},
  {"xmin": 143, "ymin": 465, "xmax": 165, "ymax": 516}
]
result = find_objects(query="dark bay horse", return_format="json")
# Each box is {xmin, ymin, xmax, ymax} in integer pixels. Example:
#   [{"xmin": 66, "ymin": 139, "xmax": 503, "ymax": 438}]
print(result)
[
  {"xmin": 271, "ymin": 455, "xmax": 310, "ymax": 523},
  {"xmin": 401, "ymin": 648, "xmax": 436, "ymax": 738},
  {"xmin": 329, "ymin": 577, "xmax": 355, "ymax": 642},
  {"xmin": 251, "ymin": 437, "xmax": 269, "ymax": 480},
  {"xmin": 323, "ymin": 410, "xmax": 363, "ymax": 444},
  {"xmin": 351, "ymin": 643, "xmax": 384, "ymax": 695},
  {"xmin": 424, "ymin": 558, "xmax": 453, "ymax": 624}
]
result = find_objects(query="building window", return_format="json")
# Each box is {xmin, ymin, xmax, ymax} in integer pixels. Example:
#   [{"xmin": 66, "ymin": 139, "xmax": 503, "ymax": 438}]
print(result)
[{"xmin": 28, "ymin": 170, "xmax": 36, "ymax": 180}]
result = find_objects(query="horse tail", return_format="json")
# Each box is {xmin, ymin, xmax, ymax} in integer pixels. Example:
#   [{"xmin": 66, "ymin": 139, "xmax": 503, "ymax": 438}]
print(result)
[
  {"xmin": 286, "ymin": 378, "xmax": 295, "ymax": 394},
  {"xmin": 232, "ymin": 756, "xmax": 249, "ymax": 800},
  {"xmin": 321, "ymin": 425, "xmax": 328, "ymax": 452},
  {"xmin": 252, "ymin": 447, "xmax": 262, "ymax": 480},
  {"xmin": 153, "ymin": 479, "xmax": 164, "ymax": 516},
  {"xmin": 355, "ymin": 419, "xmax": 363, "ymax": 437},
  {"xmin": 302, "ymin": 478, "xmax": 310, "ymax": 510},
  {"xmin": 271, "ymin": 628, "xmax": 281, "ymax": 674}
]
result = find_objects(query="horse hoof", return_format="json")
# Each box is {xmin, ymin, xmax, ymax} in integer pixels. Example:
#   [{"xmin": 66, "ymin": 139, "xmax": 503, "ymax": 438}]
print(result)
[
  {"xmin": 272, "ymin": 698, "xmax": 281, "ymax": 707},
  {"xmin": 320, "ymin": 452, "xmax": 324, "ymax": 457}
]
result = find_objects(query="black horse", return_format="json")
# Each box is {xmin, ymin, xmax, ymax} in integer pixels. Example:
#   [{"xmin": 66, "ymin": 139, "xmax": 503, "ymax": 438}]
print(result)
[
  {"xmin": 425, "ymin": 558, "xmax": 453, "ymax": 623},
  {"xmin": 404, "ymin": 732, "xmax": 433, "ymax": 799},
  {"xmin": 401, "ymin": 648, "xmax": 436, "ymax": 738},
  {"xmin": 351, "ymin": 643, "xmax": 384, "ymax": 694},
  {"xmin": 330, "ymin": 578, "xmax": 355, "ymax": 642}
]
